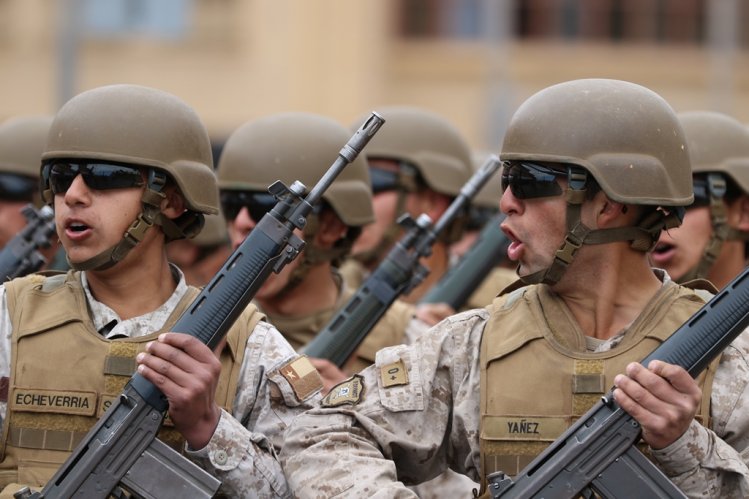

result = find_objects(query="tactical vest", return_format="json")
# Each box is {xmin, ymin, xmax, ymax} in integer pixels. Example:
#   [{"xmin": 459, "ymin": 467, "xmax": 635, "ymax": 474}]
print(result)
[
  {"xmin": 478, "ymin": 281, "xmax": 718, "ymax": 494},
  {"xmin": 0, "ymin": 271, "xmax": 261, "ymax": 488}
]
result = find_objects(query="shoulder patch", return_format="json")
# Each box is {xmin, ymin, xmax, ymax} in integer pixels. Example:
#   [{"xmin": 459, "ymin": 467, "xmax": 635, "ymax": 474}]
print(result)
[
  {"xmin": 380, "ymin": 359, "xmax": 408, "ymax": 388},
  {"xmin": 321, "ymin": 375, "xmax": 364, "ymax": 407},
  {"xmin": 279, "ymin": 355, "xmax": 323, "ymax": 401}
]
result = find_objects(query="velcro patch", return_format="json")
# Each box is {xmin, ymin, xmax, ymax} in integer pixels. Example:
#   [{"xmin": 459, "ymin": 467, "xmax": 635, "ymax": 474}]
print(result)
[
  {"xmin": 279, "ymin": 355, "xmax": 323, "ymax": 401},
  {"xmin": 321, "ymin": 375, "xmax": 364, "ymax": 407},
  {"xmin": 380, "ymin": 359, "xmax": 408, "ymax": 388},
  {"xmin": 11, "ymin": 388, "xmax": 97, "ymax": 416}
]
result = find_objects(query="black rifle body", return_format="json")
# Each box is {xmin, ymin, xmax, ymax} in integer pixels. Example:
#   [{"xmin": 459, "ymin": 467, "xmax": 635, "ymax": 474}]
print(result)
[
  {"xmin": 0, "ymin": 205, "xmax": 55, "ymax": 281},
  {"xmin": 419, "ymin": 212, "xmax": 509, "ymax": 310},
  {"xmin": 490, "ymin": 266, "xmax": 749, "ymax": 498},
  {"xmin": 29, "ymin": 113, "xmax": 385, "ymax": 499},
  {"xmin": 304, "ymin": 155, "xmax": 501, "ymax": 368}
]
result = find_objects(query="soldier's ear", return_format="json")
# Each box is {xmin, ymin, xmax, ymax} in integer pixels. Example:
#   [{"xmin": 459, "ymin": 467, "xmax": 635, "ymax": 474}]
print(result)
[
  {"xmin": 733, "ymin": 195, "xmax": 749, "ymax": 231},
  {"xmin": 596, "ymin": 195, "xmax": 631, "ymax": 228},
  {"xmin": 315, "ymin": 209, "xmax": 348, "ymax": 249},
  {"xmin": 160, "ymin": 184, "xmax": 187, "ymax": 220}
]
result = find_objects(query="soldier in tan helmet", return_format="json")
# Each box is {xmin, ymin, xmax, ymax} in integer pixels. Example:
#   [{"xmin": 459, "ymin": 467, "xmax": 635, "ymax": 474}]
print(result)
[
  {"xmin": 281, "ymin": 79, "xmax": 749, "ymax": 497},
  {"xmin": 651, "ymin": 111, "xmax": 749, "ymax": 289},
  {"xmin": 0, "ymin": 85, "xmax": 321, "ymax": 497},
  {"xmin": 166, "ymin": 210, "xmax": 232, "ymax": 287},
  {"xmin": 0, "ymin": 115, "xmax": 54, "ymax": 249},
  {"xmin": 341, "ymin": 106, "xmax": 474, "ymax": 304},
  {"xmin": 216, "ymin": 112, "xmax": 415, "ymax": 392}
]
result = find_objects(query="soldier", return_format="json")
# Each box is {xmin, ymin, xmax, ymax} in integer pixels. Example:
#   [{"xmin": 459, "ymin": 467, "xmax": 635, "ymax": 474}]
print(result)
[
  {"xmin": 0, "ymin": 116, "xmax": 54, "ymax": 249},
  {"xmin": 340, "ymin": 106, "xmax": 474, "ymax": 303},
  {"xmin": 281, "ymin": 79, "xmax": 749, "ymax": 497},
  {"xmin": 651, "ymin": 111, "xmax": 749, "ymax": 288},
  {"xmin": 0, "ymin": 84, "xmax": 321, "ymax": 497},
  {"xmin": 166, "ymin": 211, "xmax": 232, "ymax": 287},
  {"xmin": 216, "ymin": 112, "xmax": 415, "ymax": 391}
]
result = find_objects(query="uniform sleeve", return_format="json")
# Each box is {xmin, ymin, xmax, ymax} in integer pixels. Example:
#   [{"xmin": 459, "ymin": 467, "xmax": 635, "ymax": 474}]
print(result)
[
  {"xmin": 0, "ymin": 287, "xmax": 12, "ymax": 432},
  {"xmin": 651, "ymin": 329, "xmax": 749, "ymax": 498},
  {"xmin": 281, "ymin": 309, "xmax": 488, "ymax": 497},
  {"xmin": 186, "ymin": 320, "xmax": 323, "ymax": 498}
]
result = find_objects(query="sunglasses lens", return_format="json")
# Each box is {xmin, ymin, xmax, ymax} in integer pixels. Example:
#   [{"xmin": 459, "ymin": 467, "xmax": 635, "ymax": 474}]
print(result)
[
  {"xmin": 220, "ymin": 191, "xmax": 277, "ymax": 221},
  {"xmin": 0, "ymin": 173, "xmax": 37, "ymax": 201},
  {"xmin": 84, "ymin": 164, "xmax": 144, "ymax": 190},
  {"xmin": 48, "ymin": 163, "xmax": 77, "ymax": 194},
  {"xmin": 501, "ymin": 162, "xmax": 564, "ymax": 199},
  {"xmin": 46, "ymin": 161, "xmax": 143, "ymax": 194},
  {"xmin": 369, "ymin": 168, "xmax": 399, "ymax": 194}
]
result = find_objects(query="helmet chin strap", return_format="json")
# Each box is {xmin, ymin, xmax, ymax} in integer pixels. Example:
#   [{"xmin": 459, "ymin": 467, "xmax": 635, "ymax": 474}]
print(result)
[
  {"xmin": 519, "ymin": 167, "xmax": 684, "ymax": 286},
  {"xmin": 68, "ymin": 170, "xmax": 170, "ymax": 271},
  {"xmin": 679, "ymin": 173, "xmax": 749, "ymax": 282}
]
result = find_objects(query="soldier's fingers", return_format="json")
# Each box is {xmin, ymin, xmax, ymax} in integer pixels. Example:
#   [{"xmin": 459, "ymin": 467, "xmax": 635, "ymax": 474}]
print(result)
[
  {"xmin": 136, "ymin": 359, "xmax": 185, "ymax": 396},
  {"xmin": 627, "ymin": 361, "xmax": 701, "ymax": 409},
  {"xmin": 158, "ymin": 332, "xmax": 220, "ymax": 363},
  {"xmin": 646, "ymin": 360, "xmax": 702, "ymax": 399}
]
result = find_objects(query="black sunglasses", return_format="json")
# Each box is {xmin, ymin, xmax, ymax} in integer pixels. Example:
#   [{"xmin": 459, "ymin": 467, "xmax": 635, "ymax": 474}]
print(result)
[
  {"xmin": 42, "ymin": 161, "xmax": 145, "ymax": 195},
  {"xmin": 369, "ymin": 167, "xmax": 400, "ymax": 194},
  {"xmin": 501, "ymin": 161, "xmax": 566, "ymax": 200},
  {"xmin": 0, "ymin": 172, "xmax": 37, "ymax": 201},
  {"xmin": 220, "ymin": 190, "xmax": 278, "ymax": 221},
  {"xmin": 690, "ymin": 178, "xmax": 711, "ymax": 208}
]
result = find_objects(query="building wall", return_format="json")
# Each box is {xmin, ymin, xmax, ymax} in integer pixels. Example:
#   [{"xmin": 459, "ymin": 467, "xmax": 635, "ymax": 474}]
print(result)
[{"xmin": 0, "ymin": 0, "xmax": 746, "ymax": 151}]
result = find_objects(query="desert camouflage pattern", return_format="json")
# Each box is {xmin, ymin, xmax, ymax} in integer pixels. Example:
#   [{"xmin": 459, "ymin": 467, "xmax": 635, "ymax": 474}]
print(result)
[
  {"xmin": 281, "ymin": 271, "xmax": 749, "ymax": 498},
  {"xmin": 0, "ymin": 268, "xmax": 320, "ymax": 498}
]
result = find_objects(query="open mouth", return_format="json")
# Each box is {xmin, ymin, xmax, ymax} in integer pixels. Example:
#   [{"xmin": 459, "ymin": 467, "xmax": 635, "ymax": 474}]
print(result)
[
  {"xmin": 67, "ymin": 222, "xmax": 89, "ymax": 233},
  {"xmin": 651, "ymin": 242, "xmax": 675, "ymax": 255}
]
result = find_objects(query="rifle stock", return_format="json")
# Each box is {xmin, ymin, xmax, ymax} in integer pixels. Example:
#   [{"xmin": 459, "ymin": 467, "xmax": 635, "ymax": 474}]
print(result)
[
  {"xmin": 303, "ymin": 155, "xmax": 501, "ymax": 367},
  {"xmin": 490, "ymin": 266, "xmax": 749, "ymax": 498},
  {"xmin": 28, "ymin": 112, "xmax": 385, "ymax": 499},
  {"xmin": 0, "ymin": 204, "xmax": 55, "ymax": 281},
  {"xmin": 419, "ymin": 212, "xmax": 509, "ymax": 310}
]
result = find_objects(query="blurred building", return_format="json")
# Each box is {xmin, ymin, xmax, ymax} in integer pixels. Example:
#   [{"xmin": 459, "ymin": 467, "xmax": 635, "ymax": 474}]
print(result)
[{"xmin": 0, "ymin": 0, "xmax": 747, "ymax": 151}]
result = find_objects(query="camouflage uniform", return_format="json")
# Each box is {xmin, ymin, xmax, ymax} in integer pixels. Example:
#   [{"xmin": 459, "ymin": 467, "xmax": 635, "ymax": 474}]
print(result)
[
  {"xmin": 281, "ymin": 271, "xmax": 749, "ymax": 498},
  {"xmin": 0, "ymin": 266, "xmax": 320, "ymax": 498},
  {"xmin": 260, "ymin": 272, "xmax": 416, "ymax": 375}
]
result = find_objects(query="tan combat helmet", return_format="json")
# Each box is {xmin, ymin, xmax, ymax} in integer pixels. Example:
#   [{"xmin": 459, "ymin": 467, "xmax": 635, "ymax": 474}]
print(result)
[
  {"xmin": 218, "ymin": 112, "xmax": 373, "ymax": 228},
  {"xmin": 673, "ymin": 110, "xmax": 749, "ymax": 281},
  {"xmin": 353, "ymin": 106, "xmax": 473, "ymax": 261},
  {"xmin": 217, "ymin": 112, "xmax": 373, "ymax": 290},
  {"xmin": 501, "ymin": 78, "xmax": 692, "ymax": 285},
  {"xmin": 41, "ymin": 84, "xmax": 218, "ymax": 271},
  {"xmin": 0, "ymin": 115, "xmax": 54, "ymax": 205}
]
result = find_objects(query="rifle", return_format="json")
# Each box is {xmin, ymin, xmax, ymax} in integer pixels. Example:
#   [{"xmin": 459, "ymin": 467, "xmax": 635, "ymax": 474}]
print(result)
[
  {"xmin": 22, "ymin": 112, "xmax": 385, "ymax": 499},
  {"xmin": 303, "ymin": 155, "xmax": 501, "ymax": 368},
  {"xmin": 487, "ymin": 265, "xmax": 749, "ymax": 498},
  {"xmin": 419, "ymin": 212, "xmax": 509, "ymax": 310},
  {"xmin": 0, "ymin": 204, "xmax": 56, "ymax": 281}
]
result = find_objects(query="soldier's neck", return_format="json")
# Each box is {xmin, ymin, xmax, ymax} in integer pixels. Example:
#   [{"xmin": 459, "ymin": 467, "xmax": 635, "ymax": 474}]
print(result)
[
  {"xmin": 258, "ymin": 262, "xmax": 340, "ymax": 317},
  {"xmin": 85, "ymin": 248, "xmax": 177, "ymax": 321},
  {"xmin": 707, "ymin": 239, "xmax": 746, "ymax": 289},
  {"xmin": 553, "ymin": 248, "xmax": 661, "ymax": 341}
]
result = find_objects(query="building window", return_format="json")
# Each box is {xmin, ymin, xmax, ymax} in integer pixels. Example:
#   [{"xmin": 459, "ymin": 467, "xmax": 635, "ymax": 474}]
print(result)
[{"xmin": 400, "ymin": 0, "xmax": 713, "ymax": 46}]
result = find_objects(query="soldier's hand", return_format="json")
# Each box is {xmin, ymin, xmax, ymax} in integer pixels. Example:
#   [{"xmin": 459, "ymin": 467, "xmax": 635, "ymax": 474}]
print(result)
[
  {"xmin": 415, "ymin": 302, "xmax": 456, "ymax": 326},
  {"xmin": 309, "ymin": 357, "xmax": 349, "ymax": 396},
  {"xmin": 613, "ymin": 360, "xmax": 701, "ymax": 450},
  {"xmin": 136, "ymin": 332, "xmax": 222, "ymax": 450}
]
